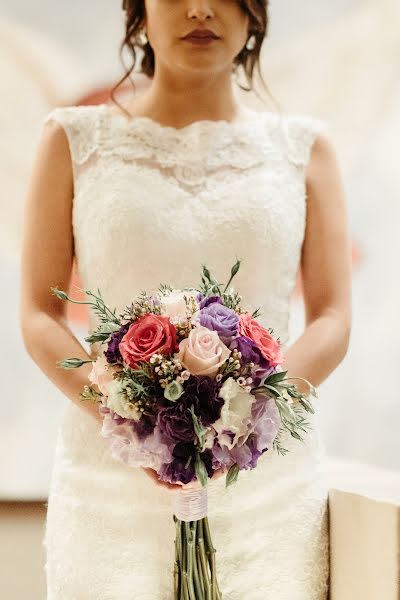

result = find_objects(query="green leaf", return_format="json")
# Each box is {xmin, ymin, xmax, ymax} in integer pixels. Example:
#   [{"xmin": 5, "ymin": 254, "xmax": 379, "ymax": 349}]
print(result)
[
  {"xmin": 264, "ymin": 370, "xmax": 288, "ymax": 384},
  {"xmin": 190, "ymin": 405, "xmax": 208, "ymax": 449},
  {"xmin": 299, "ymin": 398, "xmax": 315, "ymax": 414},
  {"xmin": 194, "ymin": 453, "xmax": 208, "ymax": 487},
  {"xmin": 100, "ymin": 322, "xmax": 121, "ymax": 333},
  {"xmin": 225, "ymin": 463, "xmax": 240, "ymax": 488},
  {"xmin": 57, "ymin": 357, "xmax": 93, "ymax": 369},
  {"xmin": 50, "ymin": 287, "xmax": 69, "ymax": 301},
  {"xmin": 85, "ymin": 332, "xmax": 110, "ymax": 344},
  {"xmin": 263, "ymin": 384, "xmax": 281, "ymax": 398},
  {"xmin": 275, "ymin": 397, "xmax": 297, "ymax": 422}
]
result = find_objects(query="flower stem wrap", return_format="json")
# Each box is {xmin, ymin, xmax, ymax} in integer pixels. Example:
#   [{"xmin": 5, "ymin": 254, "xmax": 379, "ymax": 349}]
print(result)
[{"xmin": 174, "ymin": 483, "xmax": 208, "ymax": 522}]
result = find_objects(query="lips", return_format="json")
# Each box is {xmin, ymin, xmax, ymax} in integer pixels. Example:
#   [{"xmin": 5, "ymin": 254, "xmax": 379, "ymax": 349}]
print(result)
[{"xmin": 183, "ymin": 29, "xmax": 219, "ymax": 40}]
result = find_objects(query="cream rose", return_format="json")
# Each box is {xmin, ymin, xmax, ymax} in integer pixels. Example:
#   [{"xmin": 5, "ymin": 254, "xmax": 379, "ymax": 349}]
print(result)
[
  {"xmin": 174, "ymin": 323, "xmax": 231, "ymax": 377},
  {"xmin": 159, "ymin": 288, "xmax": 200, "ymax": 324},
  {"xmin": 213, "ymin": 377, "xmax": 256, "ymax": 450}
]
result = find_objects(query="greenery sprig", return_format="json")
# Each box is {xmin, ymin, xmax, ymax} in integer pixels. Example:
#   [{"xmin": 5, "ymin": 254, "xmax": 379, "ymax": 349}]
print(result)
[
  {"xmin": 119, "ymin": 290, "xmax": 161, "ymax": 322},
  {"xmin": 252, "ymin": 369, "xmax": 317, "ymax": 455},
  {"xmin": 51, "ymin": 286, "xmax": 122, "ymax": 345}
]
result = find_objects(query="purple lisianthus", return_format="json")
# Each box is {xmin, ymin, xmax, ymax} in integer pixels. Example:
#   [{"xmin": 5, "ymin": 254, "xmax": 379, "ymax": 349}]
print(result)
[
  {"xmin": 229, "ymin": 335, "xmax": 276, "ymax": 386},
  {"xmin": 104, "ymin": 322, "xmax": 130, "ymax": 364},
  {"xmin": 132, "ymin": 411, "xmax": 158, "ymax": 440},
  {"xmin": 158, "ymin": 443, "xmax": 215, "ymax": 485},
  {"xmin": 199, "ymin": 302, "xmax": 239, "ymax": 346},
  {"xmin": 157, "ymin": 400, "xmax": 196, "ymax": 444},
  {"xmin": 181, "ymin": 375, "xmax": 223, "ymax": 427},
  {"xmin": 159, "ymin": 442, "xmax": 196, "ymax": 484}
]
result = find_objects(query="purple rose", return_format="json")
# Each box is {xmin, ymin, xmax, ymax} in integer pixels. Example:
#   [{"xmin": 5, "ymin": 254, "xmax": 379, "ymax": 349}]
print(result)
[
  {"xmin": 197, "ymin": 295, "xmax": 223, "ymax": 309},
  {"xmin": 157, "ymin": 400, "xmax": 195, "ymax": 444},
  {"xmin": 229, "ymin": 335, "xmax": 276, "ymax": 386},
  {"xmin": 181, "ymin": 375, "xmax": 223, "ymax": 427},
  {"xmin": 104, "ymin": 322, "xmax": 130, "ymax": 364},
  {"xmin": 199, "ymin": 302, "xmax": 239, "ymax": 345}
]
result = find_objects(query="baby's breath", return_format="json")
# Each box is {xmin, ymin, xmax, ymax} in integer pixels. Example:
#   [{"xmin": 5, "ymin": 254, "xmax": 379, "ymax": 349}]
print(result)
[
  {"xmin": 119, "ymin": 290, "xmax": 161, "ymax": 322},
  {"xmin": 150, "ymin": 352, "xmax": 187, "ymax": 389}
]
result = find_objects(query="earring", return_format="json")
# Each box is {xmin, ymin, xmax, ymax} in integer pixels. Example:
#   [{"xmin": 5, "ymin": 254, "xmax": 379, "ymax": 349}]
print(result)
[
  {"xmin": 245, "ymin": 34, "xmax": 256, "ymax": 51},
  {"xmin": 138, "ymin": 27, "xmax": 148, "ymax": 45}
]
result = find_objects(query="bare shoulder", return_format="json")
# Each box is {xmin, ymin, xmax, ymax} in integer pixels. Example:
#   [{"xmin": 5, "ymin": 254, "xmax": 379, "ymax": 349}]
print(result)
[
  {"xmin": 35, "ymin": 115, "xmax": 73, "ymax": 184},
  {"xmin": 306, "ymin": 129, "xmax": 341, "ymax": 188}
]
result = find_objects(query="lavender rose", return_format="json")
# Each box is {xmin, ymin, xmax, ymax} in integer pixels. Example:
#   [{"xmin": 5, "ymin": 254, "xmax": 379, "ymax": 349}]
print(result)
[
  {"xmin": 199, "ymin": 302, "xmax": 239, "ymax": 346},
  {"xmin": 197, "ymin": 295, "xmax": 223, "ymax": 309}
]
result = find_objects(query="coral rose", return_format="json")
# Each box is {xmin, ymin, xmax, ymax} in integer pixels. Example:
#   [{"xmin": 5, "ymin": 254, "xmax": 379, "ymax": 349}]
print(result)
[
  {"xmin": 238, "ymin": 313, "xmax": 284, "ymax": 367},
  {"xmin": 119, "ymin": 313, "xmax": 178, "ymax": 368}
]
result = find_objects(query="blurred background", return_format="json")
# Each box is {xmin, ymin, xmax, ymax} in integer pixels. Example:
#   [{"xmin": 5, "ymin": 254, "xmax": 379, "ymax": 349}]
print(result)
[{"xmin": 1, "ymin": 0, "xmax": 399, "ymax": 596}]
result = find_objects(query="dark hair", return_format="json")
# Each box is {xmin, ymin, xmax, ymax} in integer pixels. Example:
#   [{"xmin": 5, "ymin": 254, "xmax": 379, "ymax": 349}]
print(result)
[{"xmin": 111, "ymin": 0, "xmax": 279, "ymax": 110}]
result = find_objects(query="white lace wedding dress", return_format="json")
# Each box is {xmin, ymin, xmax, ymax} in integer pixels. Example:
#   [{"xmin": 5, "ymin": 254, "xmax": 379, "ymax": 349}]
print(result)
[{"xmin": 42, "ymin": 103, "xmax": 330, "ymax": 599}]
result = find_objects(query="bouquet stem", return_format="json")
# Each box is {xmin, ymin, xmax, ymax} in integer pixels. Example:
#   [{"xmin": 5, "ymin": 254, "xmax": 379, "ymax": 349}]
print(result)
[
  {"xmin": 173, "ymin": 485, "xmax": 222, "ymax": 599},
  {"xmin": 173, "ymin": 516, "xmax": 221, "ymax": 599}
]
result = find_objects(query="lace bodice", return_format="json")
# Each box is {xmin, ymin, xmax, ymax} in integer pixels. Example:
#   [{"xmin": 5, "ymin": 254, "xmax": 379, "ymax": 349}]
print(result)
[{"xmin": 44, "ymin": 104, "xmax": 326, "ymax": 351}]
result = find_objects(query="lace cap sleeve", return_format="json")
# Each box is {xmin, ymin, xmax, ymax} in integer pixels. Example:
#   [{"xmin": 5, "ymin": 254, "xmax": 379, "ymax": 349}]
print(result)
[
  {"xmin": 43, "ymin": 105, "xmax": 100, "ymax": 167},
  {"xmin": 283, "ymin": 114, "xmax": 328, "ymax": 169}
]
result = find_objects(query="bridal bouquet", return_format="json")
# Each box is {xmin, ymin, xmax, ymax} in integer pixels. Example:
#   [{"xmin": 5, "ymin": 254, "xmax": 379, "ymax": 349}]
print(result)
[{"xmin": 52, "ymin": 259, "xmax": 317, "ymax": 600}]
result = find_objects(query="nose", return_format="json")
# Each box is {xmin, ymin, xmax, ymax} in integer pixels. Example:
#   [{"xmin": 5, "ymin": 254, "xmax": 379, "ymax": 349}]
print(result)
[{"xmin": 187, "ymin": 0, "xmax": 214, "ymax": 20}]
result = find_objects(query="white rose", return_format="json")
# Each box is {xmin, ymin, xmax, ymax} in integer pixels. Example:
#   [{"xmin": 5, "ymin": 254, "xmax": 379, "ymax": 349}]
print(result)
[
  {"xmin": 106, "ymin": 379, "xmax": 141, "ymax": 421},
  {"xmin": 175, "ymin": 323, "xmax": 231, "ymax": 376},
  {"xmin": 213, "ymin": 377, "xmax": 256, "ymax": 449},
  {"xmin": 159, "ymin": 288, "xmax": 199, "ymax": 324}
]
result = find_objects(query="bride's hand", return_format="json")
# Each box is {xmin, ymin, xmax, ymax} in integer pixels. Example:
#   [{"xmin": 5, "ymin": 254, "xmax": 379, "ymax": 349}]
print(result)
[{"xmin": 141, "ymin": 465, "xmax": 227, "ymax": 491}]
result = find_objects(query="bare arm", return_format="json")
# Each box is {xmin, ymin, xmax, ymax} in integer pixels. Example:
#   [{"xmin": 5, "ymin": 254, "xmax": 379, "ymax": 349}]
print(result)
[
  {"xmin": 284, "ymin": 131, "xmax": 352, "ymax": 395},
  {"xmin": 19, "ymin": 118, "xmax": 102, "ymax": 424}
]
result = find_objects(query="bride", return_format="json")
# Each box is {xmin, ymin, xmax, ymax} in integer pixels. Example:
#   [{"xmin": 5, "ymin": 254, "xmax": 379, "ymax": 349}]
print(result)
[{"xmin": 19, "ymin": 0, "xmax": 351, "ymax": 598}]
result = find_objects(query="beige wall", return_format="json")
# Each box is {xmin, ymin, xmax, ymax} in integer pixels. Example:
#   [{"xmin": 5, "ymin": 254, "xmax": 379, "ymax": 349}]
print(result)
[{"xmin": 0, "ymin": 502, "xmax": 47, "ymax": 599}]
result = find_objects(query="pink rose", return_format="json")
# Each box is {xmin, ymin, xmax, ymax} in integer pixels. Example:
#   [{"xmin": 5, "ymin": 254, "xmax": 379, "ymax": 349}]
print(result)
[
  {"xmin": 238, "ymin": 313, "xmax": 284, "ymax": 367},
  {"xmin": 119, "ymin": 313, "xmax": 179, "ymax": 368},
  {"xmin": 88, "ymin": 354, "xmax": 118, "ymax": 395},
  {"xmin": 175, "ymin": 323, "xmax": 231, "ymax": 377}
]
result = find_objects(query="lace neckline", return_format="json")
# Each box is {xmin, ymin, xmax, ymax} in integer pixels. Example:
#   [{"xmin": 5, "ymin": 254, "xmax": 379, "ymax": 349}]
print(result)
[{"xmin": 98, "ymin": 102, "xmax": 272, "ymax": 135}]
